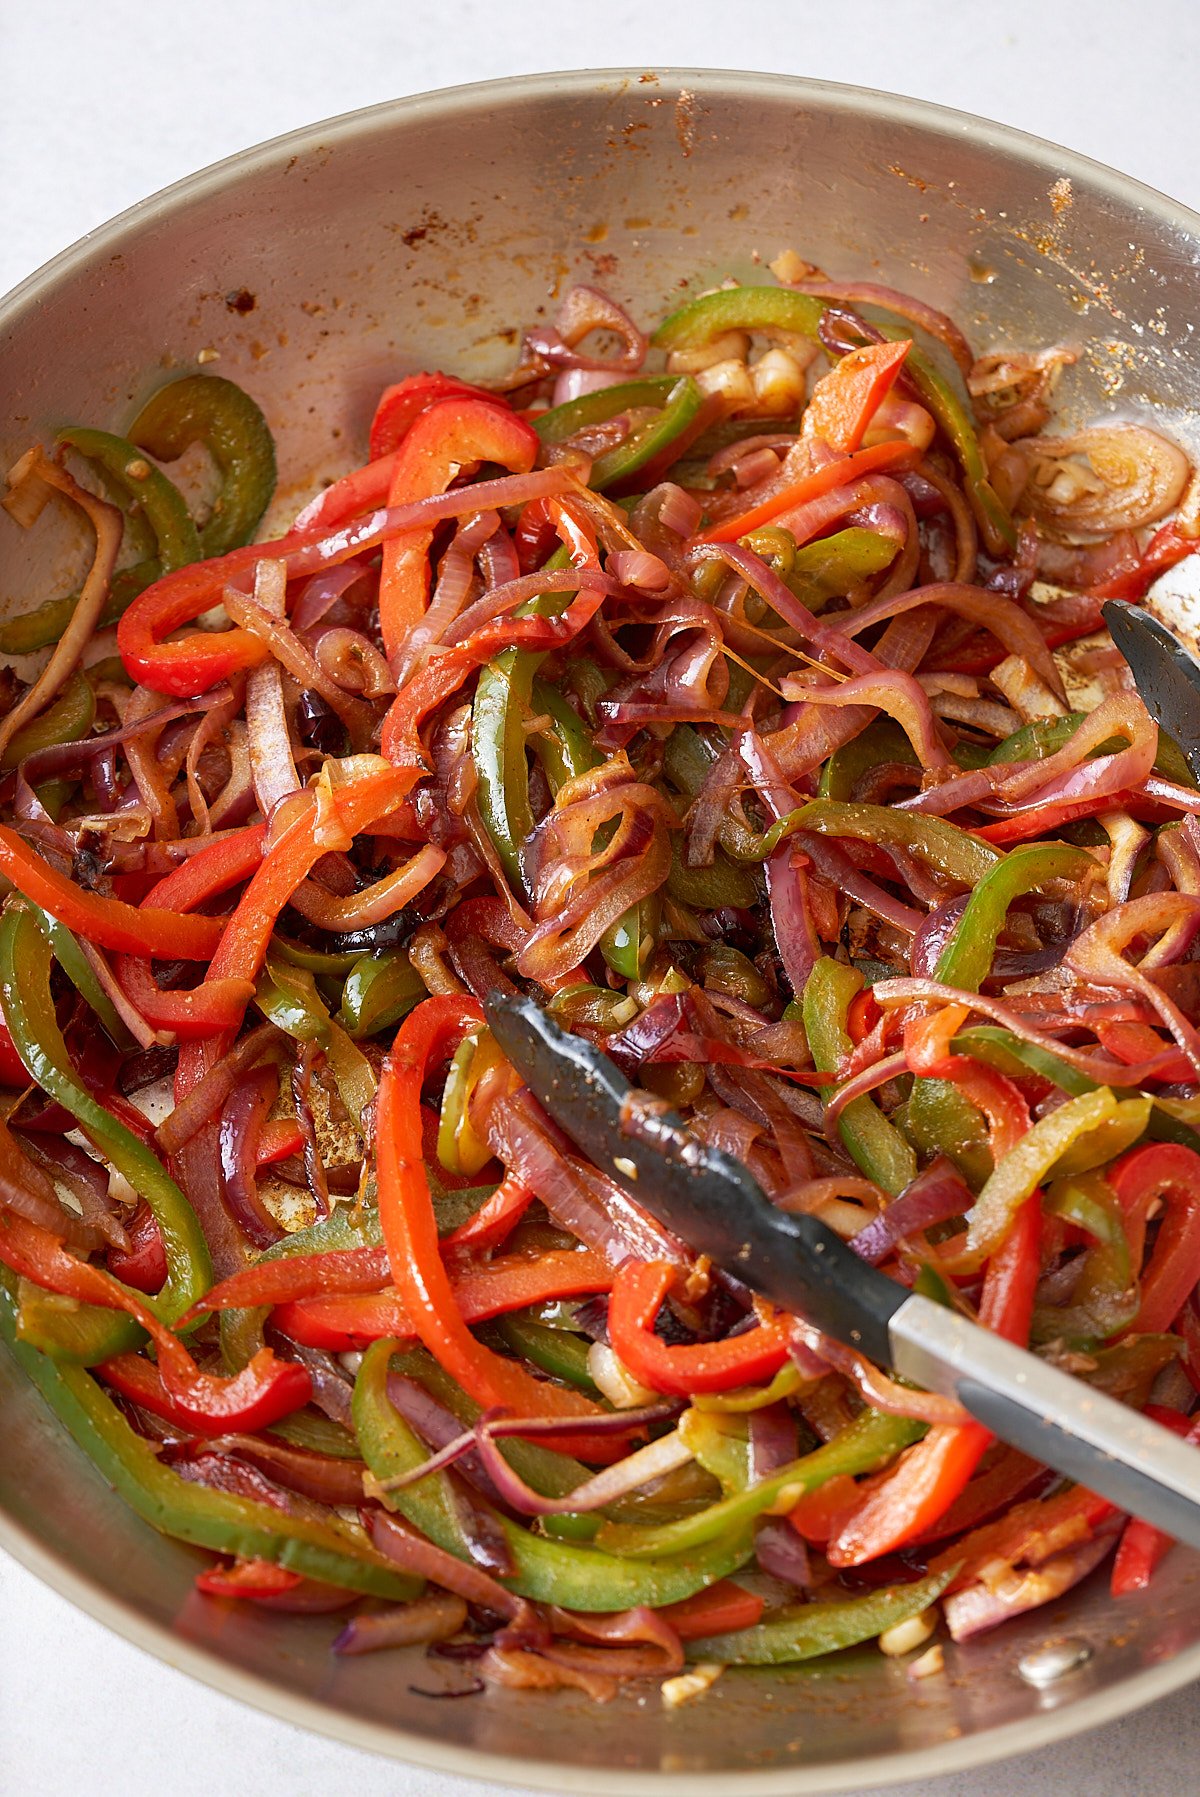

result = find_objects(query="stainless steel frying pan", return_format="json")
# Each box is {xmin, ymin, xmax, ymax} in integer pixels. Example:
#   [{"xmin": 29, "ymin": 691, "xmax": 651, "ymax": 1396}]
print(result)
[{"xmin": 2, "ymin": 68, "xmax": 1199, "ymax": 1796}]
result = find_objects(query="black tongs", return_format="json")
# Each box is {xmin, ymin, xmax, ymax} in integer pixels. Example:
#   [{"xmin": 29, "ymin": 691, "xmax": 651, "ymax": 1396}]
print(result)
[
  {"xmin": 485, "ymin": 992, "xmax": 1200, "ymax": 1553},
  {"xmin": 1103, "ymin": 599, "xmax": 1200, "ymax": 779}
]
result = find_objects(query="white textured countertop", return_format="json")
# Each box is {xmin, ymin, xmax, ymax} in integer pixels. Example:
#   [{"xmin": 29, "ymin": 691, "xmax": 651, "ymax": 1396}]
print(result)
[{"xmin": 2, "ymin": 3, "xmax": 1198, "ymax": 1792}]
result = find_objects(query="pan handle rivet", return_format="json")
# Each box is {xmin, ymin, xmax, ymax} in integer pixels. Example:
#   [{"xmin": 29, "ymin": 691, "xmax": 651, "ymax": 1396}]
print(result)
[{"xmin": 1017, "ymin": 1638, "xmax": 1092, "ymax": 1687}]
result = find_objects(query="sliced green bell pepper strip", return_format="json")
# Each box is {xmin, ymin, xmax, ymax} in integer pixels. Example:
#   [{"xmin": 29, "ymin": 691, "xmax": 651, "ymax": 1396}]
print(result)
[
  {"xmin": 0, "ymin": 672, "xmax": 95, "ymax": 772},
  {"xmin": 990, "ymin": 710, "xmax": 1194, "ymax": 789},
  {"xmin": 589, "ymin": 376, "xmax": 703, "ymax": 491},
  {"xmin": 951, "ymin": 1026, "xmax": 1097, "ymax": 1096},
  {"xmin": 900, "ymin": 1079, "xmax": 994, "ymax": 1192},
  {"xmin": 597, "ymin": 1407, "xmax": 924, "ymax": 1558},
  {"xmin": 26, "ymin": 902, "xmax": 132, "ymax": 1050},
  {"xmin": 907, "ymin": 842, "xmax": 1091, "ymax": 1180},
  {"xmin": 127, "ymin": 374, "xmax": 277, "ymax": 558},
  {"xmin": 255, "ymin": 951, "xmax": 375, "ymax": 1134},
  {"xmin": 0, "ymin": 423, "xmax": 203, "ymax": 652},
  {"xmin": 666, "ymin": 838, "xmax": 761, "ymax": 911},
  {"xmin": 354, "ymin": 1340, "xmax": 753, "ymax": 1608},
  {"xmin": 0, "ymin": 1279, "xmax": 417, "ymax": 1600},
  {"xmin": 818, "ymin": 718, "xmax": 918, "ymax": 801},
  {"xmin": 0, "ymin": 907, "xmax": 210, "ymax": 1363},
  {"xmin": 476, "ymin": 625, "xmax": 657, "ymax": 976},
  {"xmin": 474, "ymin": 648, "xmax": 538, "ymax": 887},
  {"xmin": 497, "ymin": 1309, "xmax": 600, "ymax": 1394},
  {"xmin": 967, "ymin": 1086, "xmax": 1120, "ymax": 1260},
  {"xmin": 338, "ymin": 949, "xmax": 426, "ymax": 1039},
  {"xmin": 803, "ymin": 958, "xmax": 917, "ymax": 1195},
  {"xmin": 933, "ymin": 843, "xmax": 1092, "ymax": 993},
  {"xmin": 532, "ymin": 377, "xmax": 680, "ymax": 444},
  {"xmin": 653, "ymin": 284, "xmax": 1014, "ymax": 547},
  {"xmin": 779, "ymin": 801, "xmax": 1001, "ymax": 883},
  {"xmin": 678, "ymin": 1407, "xmax": 752, "ymax": 1493},
  {"xmin": 684, "ymin": 1563, "xmax": 956, "ymax": 1664}
]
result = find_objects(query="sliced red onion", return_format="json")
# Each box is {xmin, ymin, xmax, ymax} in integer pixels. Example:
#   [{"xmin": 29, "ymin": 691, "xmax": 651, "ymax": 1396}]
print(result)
[
  {"xmin": 944, "ymin": 1526, "xmax": 1121, "ymax": 1642},
  {"xmin": 748, "ymin": 1403, "xmax": 798, "ymax": 1481},
  {"xmin": 334, "ymin": 1591, "xmax": 468, "ymax": 1656},
  {"xmin": 486, "ymin": 1089, "xmax": 691, "ymax": 1269},
  {"xmin": 292, "ymin": 557, "xmax": 370, "ymax": 631},
  {"xmin": 656, "ymin": 483, "xmax": 704, "ymax": 539},
  {"xmin": 551, "ymin": 369, "xmax": 631, "ymax": 405},
  {"xmin": 793, "ymin": 1322, "xmax": 971, "ymax": 1425},
  {"xmin": 195, "ymin": 1433, "xmax": 365, "ymax": 1506},
  {"xmin": 850, "ymin": 1157, "xmax": 973, "ymax": 1266},
  {"xmin": 471, "ymin": 1423, "xmax": 692, "ymax": 1519},
  {"xmin": 608, "ymin": 550, "xmax": 671, "ymax": 591},
  {"xmin": 754, "ymin": 1517, "xmax": 813, "ymax": 1590},
  {"xmin": 911, "ymin": 895, "xmax": 970, "ymax": 976},
  {"xmin": 218, "ymin": 1064, "xmax": 285, "ymax": 1249},
  {"xmin": 525, "ymin": 285, "xmax": 646, "ymax": 373},
  {"xmin": 366, "ymin": 1508, "xmax": 525, "ymax": 1620}
]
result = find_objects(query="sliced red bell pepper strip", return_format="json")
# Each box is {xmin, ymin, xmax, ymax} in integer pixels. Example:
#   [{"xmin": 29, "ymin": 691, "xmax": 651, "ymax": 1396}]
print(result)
[
  {"xmin": 375, "ymin": 995, "xmax": 623, "ymax": 1458},
  {"xmin": 1110, "ymin": 1406, "xmax": 1200, "ymax": 1594},
  {"xmin": 106, "ymin": 1201, "xmax": 169, "ymax": 1294},
  {"xmin": 142, "ymin": 823, "xmax": 268, "ymax": 910},
  {"xmin": 1089, "ymin": 523, "xmax": 1200, "ymax": 602},
  {"xmin": 607, "ymin": 1261, "xmax": 794, "ymax": 1396},
  {"xmin": 905, "ymin": 1002, "xmax": 1031, "ymax": 1159},
  {"xmin": 697, "ymin": 439, "xmax": 919, "ymax": 544},
  {"xmin": 0, "ymin": 827, "xmax": 223, "ymax": 960},
  {"xmin": 114, "ymin": 824, "xmax": 268, "ymax": 1036},
  {"xmin": 369, "ymin": 372, "xmax": 510, "ymax": 460},
  {"xmin": 659, "ymin": 1581, "xmax": 765, "ymax": 1641},
  {"xmin": 442, "ymin": 1171, "xmax": 534, "ymax": 1252},
  {"xmin": 98, "ymin": 1349, "xmax": 306, "ymax": 1437},
  {"xmin": 1108, "ymin": 1143, "xmax": 1200, "ymax": 1333},
  {"xmin": 377, "ymin": 398, "xmax": 538, "ymax": 661},
  {"xmin": 175, "ymin": 766, "xmax": 416, "ymax": 1102},
  {"xmin": 271, "ymin": 1246, "xmax": 614, "ymax": 1351},
  {"xmin": 826, "ymin": 1194, "xmax": 1042, "ymax": 1566},
  {"xmin": 113, "ymin": 955, "xmax": 255, "ymax": 1038},
  {"xmin": 804, "ymin": 339, "xmax": 913, "ymax": 453},
  {"xmin": 195, "ymin": 1558, "xmax": 303, "ymax": 1598},
  {"xmin": 912, "ymin": 1445, "xmax": 1047, "ymax": 1546},
  {"xmin": 256, "ymin": 1117, "xmax": 306, "ymax": 1167},
  {"xmin": 379, "ymin": 573, "xmax": 611, "ymax": 765},
  {"xmin": 0, "ymin": 1209, "xmax": 310, "ymax": 1430},
  {"xmin": 0, "ymin": 1020, "xmax": 27, "ymax": 1087},
  {"xmin": 928, "ymin": 1482, "xmax": 1117, "ymax": 1591},
  {"xmin": 291, "ymin": 451, "xmax": 402, "ymax": 535},
  {"xmin": 786, "ymin": 1473, "xmax": 862, "ymax": 1544}
]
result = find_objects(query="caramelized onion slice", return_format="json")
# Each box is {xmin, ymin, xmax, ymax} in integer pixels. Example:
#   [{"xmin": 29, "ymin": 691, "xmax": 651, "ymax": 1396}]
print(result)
[{"xmin": 1013, "ymin": 425, "xmax": 1189, "ymax": 537}]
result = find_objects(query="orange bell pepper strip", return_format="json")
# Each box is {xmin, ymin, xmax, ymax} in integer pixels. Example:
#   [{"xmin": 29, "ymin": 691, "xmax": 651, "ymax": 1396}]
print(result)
[
  {"xmin": 697, "ymin": 438, "xmax": 920, "ymax": 544},
  {"xmin": 377, "ymin": 398, "xmax": 539, "ymax": 662},
  {"xmin": 825, "ymin": 1193, "xmax": 1043, "ymax": 1566},
  {"xmin": 0, "ymin": 1209, "xmax": 310, "ymax": 1432},
  {"xmin": 607, "ymin": 1260, "xmax": 794, "ymax": 1396},
  {"xmin": 804, "ymin": 339, "xmax": 913, "ymax": 454},
  {"xmin": 0, "ymin": 825, "xmax": 224, "ymax": 960},
  {"xmin": 375, "ymin": 995, "xmax": 624, "ymax": 1460}
]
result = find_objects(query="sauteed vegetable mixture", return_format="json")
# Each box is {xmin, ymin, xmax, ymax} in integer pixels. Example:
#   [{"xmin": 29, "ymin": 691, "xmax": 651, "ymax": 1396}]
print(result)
[{"xmin": 1, "ymin": 264, "xmax": 1199, "ymax": 1700}]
